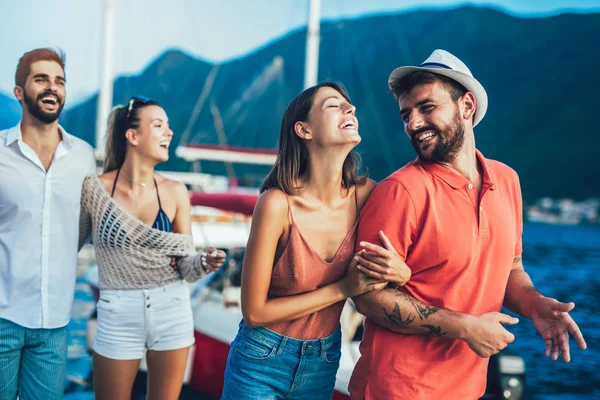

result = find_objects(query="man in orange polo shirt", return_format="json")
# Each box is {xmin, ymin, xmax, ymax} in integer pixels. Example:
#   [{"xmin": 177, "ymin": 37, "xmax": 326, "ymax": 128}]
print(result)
[{"xmin": 349, "ymin": 49, "xmax": 587, "ymax": 399}]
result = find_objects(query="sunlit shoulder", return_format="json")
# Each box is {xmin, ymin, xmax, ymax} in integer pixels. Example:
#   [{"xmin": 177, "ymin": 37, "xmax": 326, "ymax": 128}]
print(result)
[
  {"xmin": 155, "ymin": 174, "xmax": 189, "ymax": 206},
  {"xmin": 355, "ymin": 178, "xmax": 377, "ymax": 210},
  {"xmin": 96, "ymin": 170, "xmax": 118, "ymax": 193},
  {"xmin": 254, "ymin": 188, "xmax": 290, "ymax": 222}
]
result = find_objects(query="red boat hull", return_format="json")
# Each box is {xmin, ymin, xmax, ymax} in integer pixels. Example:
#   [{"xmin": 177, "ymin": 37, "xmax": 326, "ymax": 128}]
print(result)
[{"xmin": 189, "ymin": 330, "xmax": 231, "ymax": 398}]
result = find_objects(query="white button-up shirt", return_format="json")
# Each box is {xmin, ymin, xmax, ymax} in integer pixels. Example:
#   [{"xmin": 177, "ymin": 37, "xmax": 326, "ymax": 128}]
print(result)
[{"xmin": 0, "ymin": 122, "xmax": 96, "ymax": 328}]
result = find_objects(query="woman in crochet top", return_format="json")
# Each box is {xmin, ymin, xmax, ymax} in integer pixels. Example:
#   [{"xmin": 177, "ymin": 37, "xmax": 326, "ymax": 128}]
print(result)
[
  {"xmin": 84, "ymin": 97, "xmax": 226, "ymax": 400},
  {"xmin": 221, "ymin": 82, "xmax": 411, "ymax": 399}
]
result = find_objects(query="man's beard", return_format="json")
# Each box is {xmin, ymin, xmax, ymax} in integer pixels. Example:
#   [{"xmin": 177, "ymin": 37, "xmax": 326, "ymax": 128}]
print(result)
[
  {"xmin": 23, "ymin": 90, "xmax": 64, "ymax": 124},
  {"xmin": 411, "ymin": 110, "xmax": 465, "ymax": 163}
]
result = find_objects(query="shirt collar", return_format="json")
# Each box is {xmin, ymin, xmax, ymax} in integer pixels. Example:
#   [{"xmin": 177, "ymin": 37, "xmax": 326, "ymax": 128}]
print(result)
[
  {"xmin": 58, "ymin": 125, "xmax": 75, "ymax": 150},
  {"xmin": 417, "ymin": 149, "xmax": 496, "ymax": 190},
  {"xmin": 4, "ymin": 123, "xmax": 21, "ymax": 146},
  {"xmin": 4, "ymin": 121, "xmax": 74, "ymax": 150}
]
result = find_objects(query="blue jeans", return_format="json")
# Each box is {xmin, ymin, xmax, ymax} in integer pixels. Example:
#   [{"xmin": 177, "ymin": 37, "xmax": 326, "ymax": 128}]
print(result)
[
  {"xmin": 222, "ymin": 321, "xmax": 342, "ymax": 400},
  {"xmin": 0, "ymin": 318, "xmax": 68, "ymax": 400}
]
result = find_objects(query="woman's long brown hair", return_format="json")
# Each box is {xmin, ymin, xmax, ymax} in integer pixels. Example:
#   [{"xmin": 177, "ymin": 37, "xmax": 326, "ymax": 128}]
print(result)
[{"xmin": 260, "ymin": 82, "xmax": 367, "ymax": 194}]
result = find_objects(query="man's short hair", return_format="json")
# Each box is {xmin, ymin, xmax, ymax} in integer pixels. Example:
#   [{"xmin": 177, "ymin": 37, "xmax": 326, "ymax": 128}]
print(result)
[
  {"xmin": 15, "ymin": 48, "xmax": 66, "ymax": 88},
  {"xmin": 390, "ymin": 70, "xmax": 467, "ymax": 103}
]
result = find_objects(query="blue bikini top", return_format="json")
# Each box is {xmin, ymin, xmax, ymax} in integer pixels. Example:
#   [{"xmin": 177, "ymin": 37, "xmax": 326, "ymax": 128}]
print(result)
[{"xmin": 111, "ymin": 169, "xmax": 172, "ymax": 232}]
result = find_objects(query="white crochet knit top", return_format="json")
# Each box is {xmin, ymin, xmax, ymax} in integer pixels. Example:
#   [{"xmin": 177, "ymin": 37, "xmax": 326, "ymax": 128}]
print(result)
[{"xmin": 79, "ymin": 174, "xmax": 207, "ymax": 290}]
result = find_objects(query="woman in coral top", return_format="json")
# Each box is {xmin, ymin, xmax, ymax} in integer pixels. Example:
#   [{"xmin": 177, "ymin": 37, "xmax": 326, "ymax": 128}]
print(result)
[{"xmin": 221, "ymin": 82, "xmax": 411, "ymax": 399}]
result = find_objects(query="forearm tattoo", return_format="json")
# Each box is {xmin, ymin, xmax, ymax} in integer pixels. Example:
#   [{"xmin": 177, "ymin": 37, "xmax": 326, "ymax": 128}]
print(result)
[
  {"xmin": 408, "ymin": 297, "xmax": 439, "ymax": 320},
  {"xmin": 381, "ymin": 291, "xmax": 447, "ymax": 336},
  {"xmin": 421, "ymin": 324, "xmax": 447, "ymax": 336},
  {"xmin": 383, "ymin": 303, "xmax": 415, "ymax": 328}
]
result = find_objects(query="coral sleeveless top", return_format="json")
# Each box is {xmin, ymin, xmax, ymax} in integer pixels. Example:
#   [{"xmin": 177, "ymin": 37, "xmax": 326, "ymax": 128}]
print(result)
[{"xmin": 266, "ymin": 190, "xmax": 359, "ymax": 340}]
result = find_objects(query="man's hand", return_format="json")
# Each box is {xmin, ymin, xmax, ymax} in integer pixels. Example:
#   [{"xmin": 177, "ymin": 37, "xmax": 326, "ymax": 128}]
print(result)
[
  {"xmin": 462, "ymin": 312, "xmax": 519, "ymax": 358},
  {"xmin": 356, "ymin": 230, "xmax": 411, "ymax": 286},
  {"xmin": 531, "ymin": 297, "xmax": 587, "ymax": 362}
]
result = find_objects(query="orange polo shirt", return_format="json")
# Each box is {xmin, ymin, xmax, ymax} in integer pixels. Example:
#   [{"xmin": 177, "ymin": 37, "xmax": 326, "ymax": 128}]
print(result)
[{"xmin": 349, "ymin": 150, "xmax": 523, "ymax": 400}]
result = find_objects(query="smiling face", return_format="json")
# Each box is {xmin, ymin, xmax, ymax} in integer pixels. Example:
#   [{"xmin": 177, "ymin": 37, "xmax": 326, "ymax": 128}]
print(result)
[
  {"xmin": 16, "ymin": 60, "xmax": 66, "ymax": 124},
  {"xmin": 126, "ymin": 105, "xmax": 173, "ymax": 163},
  {"xmin": 260, "ymin": 82, "xmax": 368, "ymax": 194},
  {"xmin": 399, "ymin": 81, "xmax": 466, "ymax": 163},
  {"xmin": 298, "ymin": 86, "xmax": 360, "ymax": 149}
]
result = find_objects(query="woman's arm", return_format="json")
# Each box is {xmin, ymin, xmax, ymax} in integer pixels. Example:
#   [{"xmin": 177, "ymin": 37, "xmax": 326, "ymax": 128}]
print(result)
[
  {"xmin": 170, "ymin": 180, "xmax": 225, "ymax": 281},
  {"xmin": 241, "ymin": 189, "xmax": 384, "ymax": 328},
  {"xmin": 78, "ymin": 178, "xmax": 92, "ymax": 251}
]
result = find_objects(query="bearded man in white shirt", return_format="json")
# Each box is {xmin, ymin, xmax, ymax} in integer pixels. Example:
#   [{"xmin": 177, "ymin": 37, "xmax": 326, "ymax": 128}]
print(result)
[{"xmin": 0, "ymin": 48, "xmax": 95, "ymax": 400}]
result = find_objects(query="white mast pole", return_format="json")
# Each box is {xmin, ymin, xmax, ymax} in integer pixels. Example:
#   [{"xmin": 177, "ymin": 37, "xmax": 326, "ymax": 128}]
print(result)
[
  {"xmin": 304, "ymin": 0, "xmax": 321, "ymax": 89},
  {"xmin": 95, "ymin": 0, "xmax": 116, "ymax": 159}
]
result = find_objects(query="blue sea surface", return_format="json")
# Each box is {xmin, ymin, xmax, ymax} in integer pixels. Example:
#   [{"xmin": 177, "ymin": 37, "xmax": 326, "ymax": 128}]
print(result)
[
  {"xmin": 503, "ymin": 223, "xmax": 600, "ymax": 400},
  {"xmin": 64, "ymin": 222, "xmax": 600, "ymax": 399}
]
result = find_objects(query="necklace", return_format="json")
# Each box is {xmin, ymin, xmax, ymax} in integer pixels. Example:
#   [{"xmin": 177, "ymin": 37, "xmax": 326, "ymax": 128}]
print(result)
[{"xmin": 120, "ymin": 169, "xmax": 151, "ymax": 187}]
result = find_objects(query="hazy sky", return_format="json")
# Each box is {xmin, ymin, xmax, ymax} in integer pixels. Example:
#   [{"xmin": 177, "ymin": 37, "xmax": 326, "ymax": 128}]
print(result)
[{"xmin": 1, "ymin": 0, "xmax": 598, "ymax": 104}]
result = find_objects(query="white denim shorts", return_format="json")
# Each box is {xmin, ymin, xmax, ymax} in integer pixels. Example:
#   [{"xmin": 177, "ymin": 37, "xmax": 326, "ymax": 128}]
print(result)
[{"xmin": 93, "ymin": 280, "xmax": 195, "ymax": 360}]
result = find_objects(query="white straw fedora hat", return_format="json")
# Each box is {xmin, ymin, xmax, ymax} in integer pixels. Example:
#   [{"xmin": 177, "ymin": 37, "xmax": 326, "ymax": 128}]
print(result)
[{"xmin": 388, "ymin": 49, "xmax": 488, "ymax": 127}]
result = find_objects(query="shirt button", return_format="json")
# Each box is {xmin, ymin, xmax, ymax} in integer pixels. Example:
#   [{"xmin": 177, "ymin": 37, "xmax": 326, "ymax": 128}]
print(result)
[
  {"xmin": 468, "ymin": 183, "xmax": 474, "ymax": 189},
  {"xmin": 480, "ymin": 206, "xmax": 483, "ymax": 211},
  {"xmin": 147, "ymin": 304, "xmax": 151, "ymax": 308}
]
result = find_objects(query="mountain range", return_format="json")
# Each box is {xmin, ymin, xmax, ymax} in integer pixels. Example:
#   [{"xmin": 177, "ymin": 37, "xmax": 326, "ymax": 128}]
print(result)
[{"xmin": 2, "ymin": 6, "xmax": 598, "ymax": 201}]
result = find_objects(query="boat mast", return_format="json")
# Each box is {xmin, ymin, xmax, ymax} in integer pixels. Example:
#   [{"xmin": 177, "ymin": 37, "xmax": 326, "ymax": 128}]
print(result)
[
  {"xmin": 303, "ymin": 0, "xmax": 321, "ymax": 89},
  {"xmin": 95, "ymin": 0, "xmax": 116, "ymax": 159}
]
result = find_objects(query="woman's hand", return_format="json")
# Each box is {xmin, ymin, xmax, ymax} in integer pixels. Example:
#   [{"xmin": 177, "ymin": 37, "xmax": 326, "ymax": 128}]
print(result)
[
  {"xmin": 201, "ymin": 247, "xmax": 227, "ymax": 272},
  {"xmin": 355, "ymin": 230, "xmax": 411, "ymax": 286},
  {"xmin": 339, "ymin": 256, "xmax": 388, "ymax": 298}
]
